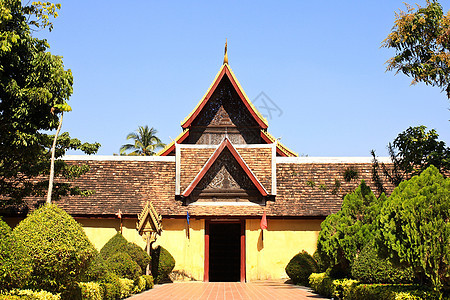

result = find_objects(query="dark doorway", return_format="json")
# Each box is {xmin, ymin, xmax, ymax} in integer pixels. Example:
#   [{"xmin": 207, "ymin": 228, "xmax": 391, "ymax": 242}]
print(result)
[{"xmin": 208, "ymin": 223, "xmax": 241, "ymax": 282}]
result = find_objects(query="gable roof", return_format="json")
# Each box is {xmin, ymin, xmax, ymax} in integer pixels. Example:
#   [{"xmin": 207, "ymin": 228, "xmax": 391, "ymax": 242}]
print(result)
[
  {"xmin": 181, "ymin": 64, "xmax": 268, "ymax": 129},
  {"xmin": 157, "ymin": 128, "xmax": 189, "ymax": 156},
  {"xmin": 181, "ymin": 138, "xmax": 269, "ymax": 197},
  {"xmin": 261, "ymin": 131, "xmax": 298, "ymax": 157}
]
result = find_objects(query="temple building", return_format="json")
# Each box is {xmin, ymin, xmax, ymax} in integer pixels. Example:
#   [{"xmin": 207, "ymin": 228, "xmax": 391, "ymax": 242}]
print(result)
[{"xmin": 3, "ymin": 49, "xmax": 390, "ymax": 282}]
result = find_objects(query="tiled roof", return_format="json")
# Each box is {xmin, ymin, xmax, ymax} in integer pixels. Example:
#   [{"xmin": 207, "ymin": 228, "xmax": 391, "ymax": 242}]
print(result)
[{"xmin": 9, "ymin": 156, "xmax": 394, "ymax": 218}]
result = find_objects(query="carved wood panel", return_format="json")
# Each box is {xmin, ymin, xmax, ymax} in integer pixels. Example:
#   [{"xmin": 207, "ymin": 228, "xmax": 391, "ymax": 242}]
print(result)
[
  {"xmin": 187, "ymin": 77, "xmax": 261, "ymax": 145},
  {"xmin": 196, "ymin": 148, "xmax": 256, "ymax": 192}
]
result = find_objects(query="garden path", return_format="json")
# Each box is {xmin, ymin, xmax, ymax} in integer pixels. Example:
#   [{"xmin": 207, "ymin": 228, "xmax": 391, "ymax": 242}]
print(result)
[{"xmin": 127, "ymin": 280, "xmax": 329, "ymax": 300}]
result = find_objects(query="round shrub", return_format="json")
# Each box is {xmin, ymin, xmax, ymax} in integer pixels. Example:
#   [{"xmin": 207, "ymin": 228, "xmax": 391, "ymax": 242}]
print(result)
[
  {"xmin": 126, "ymin": 242, "xmax": 151, "ymax": 272},
  {"xmin": 100, "ymin": 233, "xmax": 128, "ymax": 259},
  {"xmin": 352, "ymin": 241, "xmax": 415, "ymax": 284},
  {"xmin": 84, "ymin": 252, "xmax": 109, "ymax": 282},
  {"xmin": 106, "ymin": 252, "xmax": 141, "ymax": 281},
  {"xmin": 285, "ymin": 251, "xmax": 319, "ymax": 285},
  {"xmin": 0, "ymin": 217, "xmax": 31, "ymax": 290},
  {"xmin": 100, "ymin": 233, "xmax": 150, "ymax": 275},
  {"xmin": 11, "ymin": 204, "xmax": 96, "ymax": 295},
  {"xmin": 151, "ymin": 246, "xmax": 175, "ymax": 284}
]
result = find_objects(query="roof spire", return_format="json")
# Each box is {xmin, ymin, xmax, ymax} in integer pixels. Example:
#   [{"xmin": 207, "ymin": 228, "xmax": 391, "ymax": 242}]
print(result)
[{"xmin": 223, "ymin": 39, "xmax": 228, "ymax": 65}]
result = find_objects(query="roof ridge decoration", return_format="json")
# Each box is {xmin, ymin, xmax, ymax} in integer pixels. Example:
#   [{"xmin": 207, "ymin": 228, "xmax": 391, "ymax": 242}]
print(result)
[
  {"xmin": 181, "ymin": 137, "xmax": 269, "ymax": 197},
  {"xmin": 180, "ymin": 63, "xmax": 269, "ymax": 129},
  {"xmin": 261, "ymin": 130, "xmax": 298, "ymax": 157},
  {"xmin": 156, "ymin": 128, "xmax": 189, "ymax": 156},
  {"xmin": 223, "ymin": 39, "xmax": 228, "ymax": 65}
]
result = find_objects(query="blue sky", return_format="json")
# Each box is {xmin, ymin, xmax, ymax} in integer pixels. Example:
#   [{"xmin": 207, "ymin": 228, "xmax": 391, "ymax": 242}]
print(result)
[{"xmin": 41, "ymin": 0, "xmax": 449, "ymax": 156}]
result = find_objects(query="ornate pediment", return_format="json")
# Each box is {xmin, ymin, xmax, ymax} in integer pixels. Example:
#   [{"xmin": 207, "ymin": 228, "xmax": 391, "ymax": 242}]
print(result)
[{"xmin": 181, "ymin": 138, "xmax": 268, "ymax": 204}]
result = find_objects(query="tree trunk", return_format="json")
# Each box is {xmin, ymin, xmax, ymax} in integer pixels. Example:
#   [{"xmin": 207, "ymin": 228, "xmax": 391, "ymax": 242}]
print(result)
[{"xmin": 46, "ymin": 112, "xmax": 63, "ymax": 204}]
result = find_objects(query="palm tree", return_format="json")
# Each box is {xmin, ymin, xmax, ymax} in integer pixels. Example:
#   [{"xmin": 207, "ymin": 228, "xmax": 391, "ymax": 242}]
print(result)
[{"xmin": 120, "ymin": 126, "xmax": 165, "ymax": 156}]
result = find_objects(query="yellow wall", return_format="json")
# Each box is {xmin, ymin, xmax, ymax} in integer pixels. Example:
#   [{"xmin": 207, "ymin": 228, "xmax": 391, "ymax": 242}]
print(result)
[
  {"xmin": 156, "ymin": 218, "xmax": 205, "ymax": 280},
  {"xmin": 76, "ymin": 218, "xmax": 146, "ymax": 250},
  {"xmin": 245, "ymin": 218, "xmax": 322, "ymax": 280},
  {"xmin": 5, "ymin": 215, "xmax": 322, "ymax": 282}
]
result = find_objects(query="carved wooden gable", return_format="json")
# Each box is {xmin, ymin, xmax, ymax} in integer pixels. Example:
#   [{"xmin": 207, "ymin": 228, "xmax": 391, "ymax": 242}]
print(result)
[
  {"xmin": 188, "ymin": 77, "xmax": 261, "ymax": 145},
  {"xmin": 196, "ymin": 148, "xmax": 257, "ymax": 192},
  {"xmin": 180, "ymin": 138, "xmax": 269, "ymax": 204}
]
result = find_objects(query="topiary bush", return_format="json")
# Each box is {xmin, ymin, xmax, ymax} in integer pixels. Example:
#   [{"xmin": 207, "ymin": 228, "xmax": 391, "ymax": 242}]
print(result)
[
  {"xmin": 11, "ymin": 204, "xmax": 96, "ymax": 297},
  {"xmin": 352, "ymin": 240, "xmax": 415, "ymax": 284},
  {"xmin": 0, "ymin": 217, "xmax": 31, "ymax": 290},
  {"xmin": 100, "ymin": 232, "xmax": 150, "ymax": 276},
  {"xmin": 83, "ymin": 251, "xmax": 110, "ymax": 282},
  {"xmin": 285, "ymin": 251, "xmax": 319, "ymax": 285},
  {"xmin": 106, "ymin": 252, "xmax": 141, "ymax": 281},
  {"xmin": 125, "ymin": 243, "xmax": 151, "ymax": 273},
  {"xmin": 151, "ymin": 246, "xmax": 175, "ymax": 284},
  {"xmin": 100, "ymin": 233, "xmax": 128, "ymax": 259}
]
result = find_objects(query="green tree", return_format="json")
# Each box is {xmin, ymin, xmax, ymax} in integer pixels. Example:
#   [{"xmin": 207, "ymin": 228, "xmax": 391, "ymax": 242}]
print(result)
[
  {"xmin": 377, "ymin": 165, "xmax": 450, "ymax": 292},
  {"xmin": 316, "ymin": 181, "xmax": 386, "ymax": 277},
  {"xmin": 371, "ymin": 125, "xmax": 449, "ymax": 195},
  {"xmin": 12, "ymin": 204, "xmax": 96, "ymax": 296},
  {"xmin": 120, "ymin": 125, "xmax": 165, "ymax": 156},
  {"xmin": 383, "ymin": 1, "xmax": 450, "ymax": 98},
  {"xmin": 0, "ymin": 0, "xmax": 100, "ymax": 206}
]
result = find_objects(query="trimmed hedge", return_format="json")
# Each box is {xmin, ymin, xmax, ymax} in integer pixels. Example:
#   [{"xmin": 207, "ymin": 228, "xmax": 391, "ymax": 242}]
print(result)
[
  {"xmin": 142, "ymin": 275, "xmax": 154, "ymax": 290},
  {"xmin": 106, "ymin": 252, "xmax": 141, "ymax": 281},
  {"xmin": 83, "ymin": 252, "xmax": 110, "ymax": 283},
  {"xmin": 308, "ymin": 274, "xmax": 449, "ymax": 300},
  {"xmin": 309, "ymin": 273, "xmax": 333, "ymax": 298},
  {"xmin": 351, "ymin": 241, "xmax": 414, "ymax": 284},
  {"xmin": 0, "ymin": 217, "xmax": 31, "ymax": 290},
  {"xmin": 332, "ymin": 279, "xmax": 359, "ymax": 300},
  {"xmin": 132, "ymin": 276, "xmax": 146, "ymax": 294},
  {"xmin": 118, "ymin": 278, "xmax": 134, "ymax": 299},
  {"xmin": 3, "ymin": 289, "xmax": 61, "ymax": 300},
  {"xmin": 11, "ymin": 204, "xmax": 96, "ymax": 296},
  {"xmin": 346, "ymin": 284, "xmax": 447, "ymax": 300},
  {"xmin": 285, "ymin": 251, "xmax": 319, "ymax": 285},
  {"xmin": 100, "ymin": 233, "xmax": 150, "ymax": 278},
  {"xmin": 78, "ymin": 282, "xmax": 102, "ymax": 300},
  {"xmin": 151, "ymin": 246, "xmax": 175, "ymax": 284},
  {"xmin": 99, "ymin": 272, "xmax": 121, "ymax": 300}
]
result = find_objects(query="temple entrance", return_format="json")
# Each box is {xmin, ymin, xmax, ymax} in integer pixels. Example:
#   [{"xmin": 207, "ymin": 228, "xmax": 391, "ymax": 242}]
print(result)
[{"xmin": 205, "ymin": 220, "xmax": 245, "ymax": 282}]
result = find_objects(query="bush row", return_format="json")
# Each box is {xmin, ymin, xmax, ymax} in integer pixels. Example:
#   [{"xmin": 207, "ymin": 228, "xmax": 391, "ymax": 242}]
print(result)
[
  {"xmin": 0, "ymin": 204, "xmax": 163, "ymax": 299},
  {"xmin": 309, "ymin": 273, "xmax": 449, "ymax": 300}
]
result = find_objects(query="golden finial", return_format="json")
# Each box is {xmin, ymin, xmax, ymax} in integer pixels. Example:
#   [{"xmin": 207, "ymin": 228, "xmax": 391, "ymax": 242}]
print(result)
[{"xmin": 223, "ymin": 39, "xmax": 228, "ymax": 65}]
